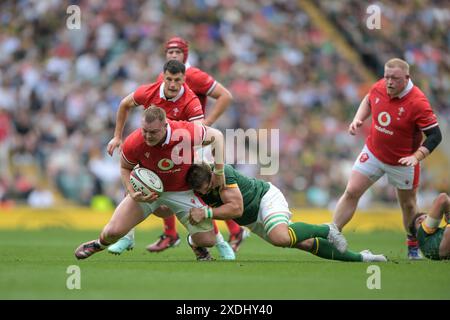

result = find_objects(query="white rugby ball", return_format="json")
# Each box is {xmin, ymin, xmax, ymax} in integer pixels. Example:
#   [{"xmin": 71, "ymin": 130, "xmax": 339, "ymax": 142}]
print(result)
[{"xmin": 130, "ymin": 168, "xmax": 164, "ymax": 195}]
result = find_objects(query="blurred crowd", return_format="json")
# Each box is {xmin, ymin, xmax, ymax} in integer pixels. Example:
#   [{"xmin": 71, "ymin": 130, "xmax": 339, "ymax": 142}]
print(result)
[{"xmin": 0, "ymin": 0, "xmax": 448, "ymax": 210}]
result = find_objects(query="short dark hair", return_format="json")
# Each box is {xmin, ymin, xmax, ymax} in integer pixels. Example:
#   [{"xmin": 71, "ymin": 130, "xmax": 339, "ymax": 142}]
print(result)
[
  {"xmin": 408, "ymin": 212, "xmax": 427, "ymax": 237},
  {"xmin": 186, "ymin": 163, "xmax": 212, "ymax": 190},
  {"xmin": 163, "ymin": 59, "xmax": 185, "ymax": 75}
]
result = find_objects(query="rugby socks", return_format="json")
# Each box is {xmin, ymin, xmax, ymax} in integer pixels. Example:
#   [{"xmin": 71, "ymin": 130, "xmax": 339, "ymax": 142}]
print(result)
[
  {"xmin": 215, "ymin": 230, "xmax": 225, "ymax": 244},
  {"xmin": 98, "ymin": 235, "xmax": 111, "ymax": 249},
  {"xmin": 213, "ymin": 220, "xmax": 219, "ymax": 235},
  {"xmin": 288, "ymin": 222, "xmax": 329, "ymax": 247},
  {"xmin": 311, "ymin": 237, "xmax": 362, "ymax": 262},
  {"xmin": 122, "ymin": 228, "xmax": 135, "ymax": 241},
  {"xmin": 407, "ymin": 234, "xmax": 419, "ymax": 247},
  {"xmin": 226, "ymin": 219, "xmax": 241, "ymax": 236},
  {"xmin": 163, "ymin": 215, "xmax": 178, "ymax": 238}
]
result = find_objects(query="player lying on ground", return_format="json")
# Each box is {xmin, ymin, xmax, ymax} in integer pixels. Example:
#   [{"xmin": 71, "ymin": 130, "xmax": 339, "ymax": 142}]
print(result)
[
  {"xmin": 186, "ymin": 163, "xmax": 387, "ymax": 262},
  {"xmin": 409, "ymin": 193, "xmax": 450, "ymax": 260}
]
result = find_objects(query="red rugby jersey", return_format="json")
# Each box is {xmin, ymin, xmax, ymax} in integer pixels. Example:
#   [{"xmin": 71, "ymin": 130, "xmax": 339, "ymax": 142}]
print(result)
[
  {"xmin": 121, "ymin": 119, "xmax": 206, "ymax": 191},
  {"xmin": 157, "ymin": 66, "xmax": 217, "ymax": 113},
  {"xmin": 133, "ymin": 80, "xmax": 204, "ymax": 122},
  {"xmin": 366, "ymin": 79, "xmax": 438, "ymax": 165}
]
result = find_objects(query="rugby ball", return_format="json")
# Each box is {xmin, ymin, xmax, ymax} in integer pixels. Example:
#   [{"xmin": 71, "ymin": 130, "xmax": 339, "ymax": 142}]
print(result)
[{"xmin": 130, "ymin": 168, "xmax": 164, "ymax": 195}]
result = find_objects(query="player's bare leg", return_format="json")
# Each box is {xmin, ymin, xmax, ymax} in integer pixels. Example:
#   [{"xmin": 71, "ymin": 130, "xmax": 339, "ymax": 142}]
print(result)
[
  {"xmin": 333, "ymin": 170, "xmax": 374, "ymax": 231},
  {"xmin": 397, "ymin": 188, "xmax": 422, "ymax": 260},
  {"xmin": 75, "ymin": 195, "xmax": 147, "ymax": 259},
  {"xmin": 187, "ymin": 230, "xmax": 217, "ymax": 261}
]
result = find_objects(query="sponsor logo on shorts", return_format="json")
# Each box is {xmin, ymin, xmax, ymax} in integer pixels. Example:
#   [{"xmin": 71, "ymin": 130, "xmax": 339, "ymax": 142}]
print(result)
[{"xmin": 359, "ymin": 153, "xmax": 369, "ymax": 163}]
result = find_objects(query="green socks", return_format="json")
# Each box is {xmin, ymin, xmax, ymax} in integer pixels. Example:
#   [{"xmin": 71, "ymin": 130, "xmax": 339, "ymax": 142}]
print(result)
[
  {"xmin": 311, "ymin": 237, "xmax": 362, "ymax": 262},
  {"xmin": 288, "ymin": 222, "xmax": 330, "ymax": 247}
]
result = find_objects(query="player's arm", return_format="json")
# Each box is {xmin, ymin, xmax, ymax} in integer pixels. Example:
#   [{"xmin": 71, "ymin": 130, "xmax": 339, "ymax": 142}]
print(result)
[
  {"xmin": 120, "ymin": 156, "xmax": 158, "ymax": 203},
  {"xmin": 107, "ymin": 93, "xmax": 139, "ymax": 156},
  {"xmin": 203, "ymin": 83, "xmax": 233, "ymax": 126},
  {"xmin": 120, "ymin": 156, "xmax": 137, "ymax": 196},
  {"xmin": 398, "ymin": 125, "xmax": 442, "ymax": 166},
  {"xmin": 348, "ymin": 94, "xmax": 371, "ymax": 135},
  {"xmin": 429, "ymin": 193, "xmax": 450, "ymax": 258},
  {"xmin": 201, "ymin": 126, "xmax": 225, "ymax": 183},
  {"xmin": 189, "ymin": 186, "xmax": 244, "ymax": 225},
  {"xmin": 213, "ymin": 186, "xmax": 244, "ymax": 219}
]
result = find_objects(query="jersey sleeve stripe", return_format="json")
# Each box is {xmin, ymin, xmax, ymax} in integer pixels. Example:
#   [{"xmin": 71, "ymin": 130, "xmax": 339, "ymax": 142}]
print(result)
[
  {"xmin": 206, "ymin": 81, "xmax": 218, "ymax": 96},
  {"xmin": 189, "ymin": 114, "xmax": 205, "ymax": 121},
  {"xmin": 121, "ymin": 152, "xmax": 137, "ymax": 166},
  {"xmin": 131, "ymin": 94, "xmax": 139, "ymax": 106},
  {"xmin": 225, "ymin": 183, "xmax": 239, "ymax": 188},
  {"xmin": 421, "ymin": 123, "xmax": 439, "ymax": 131}
]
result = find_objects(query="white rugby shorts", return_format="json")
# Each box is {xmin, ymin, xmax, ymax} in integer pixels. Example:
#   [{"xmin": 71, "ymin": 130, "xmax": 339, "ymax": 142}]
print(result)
[{"xmin": 353, "ymin": 144, "xmax": 420, "ymax": 190}]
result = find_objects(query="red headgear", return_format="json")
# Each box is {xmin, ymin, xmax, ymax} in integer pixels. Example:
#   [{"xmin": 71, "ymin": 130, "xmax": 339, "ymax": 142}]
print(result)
[{"xmin": 165, "ymin": 37, "xmax": 189, "ymax": 63}]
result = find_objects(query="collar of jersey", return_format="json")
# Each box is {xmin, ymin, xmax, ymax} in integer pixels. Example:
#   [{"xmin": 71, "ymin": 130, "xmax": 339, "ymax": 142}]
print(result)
[
  {"xmin": 160, "ymin": 82, "xmax": 184, "ymax": 102},
  {"xmin": 161, "ymin": 122, "xmax": 172, "ymax": 146},
  {"xmin": 396, "ymin": 79, "xmax": 414, "ymax": 99}
]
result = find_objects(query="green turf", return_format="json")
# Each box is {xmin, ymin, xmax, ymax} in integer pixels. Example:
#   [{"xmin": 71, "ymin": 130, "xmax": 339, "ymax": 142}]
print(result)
[{"xmin": 0, "ymin": 228, "xmax": 448, "ymax": 299}]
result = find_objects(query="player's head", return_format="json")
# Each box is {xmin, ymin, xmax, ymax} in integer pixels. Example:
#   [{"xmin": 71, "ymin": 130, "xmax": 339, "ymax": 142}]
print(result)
[
  {"xmin": 408, "ymin": 212, "xmax": 427, "ymax": 237},
  {"xmin": 186, "ymin": 163, "xmax": 214, "ymax": 195},
  {"xmin": 165, "ymin": 36, "xmax": 189, "ymax": 63},
  {"xmin": 141, "ymin": 106, "xmax": 167, "ymax": 146},
  {"xmin": 384, "ymin": 58, "xmax": 410, "ymax": 97},
  {"xmin": 162, "ymin": 59, "xmax": 186, "ymax": 99}
]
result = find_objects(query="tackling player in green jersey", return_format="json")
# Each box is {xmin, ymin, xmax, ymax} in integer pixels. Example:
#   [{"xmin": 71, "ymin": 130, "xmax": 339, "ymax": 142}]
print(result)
[
  {"xmin": 409, "ymin": 193, "xmax": 450, "ymax": 260},
  {"xmin": 186, "ymin": 163, "xmax": 387, "ymax": 262}
]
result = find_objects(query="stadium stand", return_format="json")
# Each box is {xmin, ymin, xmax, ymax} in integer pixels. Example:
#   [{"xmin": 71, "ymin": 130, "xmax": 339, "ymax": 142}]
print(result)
[{"xmin": 0, "ymin": 0, "xmax": 448, "ymax": 210}]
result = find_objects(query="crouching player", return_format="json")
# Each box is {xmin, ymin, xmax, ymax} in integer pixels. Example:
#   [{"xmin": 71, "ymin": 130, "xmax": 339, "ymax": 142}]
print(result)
[
  {"xmin": 187, "ymin": 163, "xmax": 387, "ymax": 262},
  {"xmin": 409, "ymin": 193, "xmax": 450, "ymax": 260}
]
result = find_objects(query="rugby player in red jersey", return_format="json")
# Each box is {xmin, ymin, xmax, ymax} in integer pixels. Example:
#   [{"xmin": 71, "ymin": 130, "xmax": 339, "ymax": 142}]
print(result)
[
  {"xmin": 145, "ymin": 37, "xmax": 248, "ymax": 254},
  {"xmin": 332, "ymin": 58, "xmax": 442, "ymax": 260},
  {"xmin": 75, "ymin": 107, "xmax": 226, "ymax": 261},
  {"xmin": 106, "ymin": 59, "xmax": 235, "ymax": 259}
]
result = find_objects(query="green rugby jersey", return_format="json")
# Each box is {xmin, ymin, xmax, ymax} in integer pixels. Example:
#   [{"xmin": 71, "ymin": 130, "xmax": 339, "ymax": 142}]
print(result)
[
  {"xmin": 417, "ymin": 225, "xmax": 446, "ymax": 260},
  {"xmin": 199, "ymin": 164, "xmax": 270, "ymax": 225}
]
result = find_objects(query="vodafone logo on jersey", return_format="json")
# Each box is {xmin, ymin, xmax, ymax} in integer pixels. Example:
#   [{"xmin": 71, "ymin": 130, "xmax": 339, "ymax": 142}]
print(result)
[
  {"xmin": 377, "ymin": 112, "xmax": 391, "ymax": 127},
  {"xmin": 375, "ymin": 111, "xmax": 394, "ymax": 135},
  {"xmin": 158, "ymin": 158, "xmax": 175, "ymax": 171}
]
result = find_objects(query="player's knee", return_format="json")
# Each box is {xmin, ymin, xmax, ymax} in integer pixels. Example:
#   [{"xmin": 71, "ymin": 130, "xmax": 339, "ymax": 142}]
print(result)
[
  {"xmin": 344, "ymin": 188, "xmax": 362, "ymax": 200},
  {"xmin": 192, "ymin": 232, "xmax": 216, "ymax": 247},
  {"xmin": 268, "ymin": 230, "xmax": 291, "ymax": 247}
]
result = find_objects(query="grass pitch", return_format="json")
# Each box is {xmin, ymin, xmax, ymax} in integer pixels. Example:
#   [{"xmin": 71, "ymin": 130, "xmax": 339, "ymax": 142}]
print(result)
[{"xmin": 0, "ymin": 228, "xmax": 449, "ymax": 300}]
